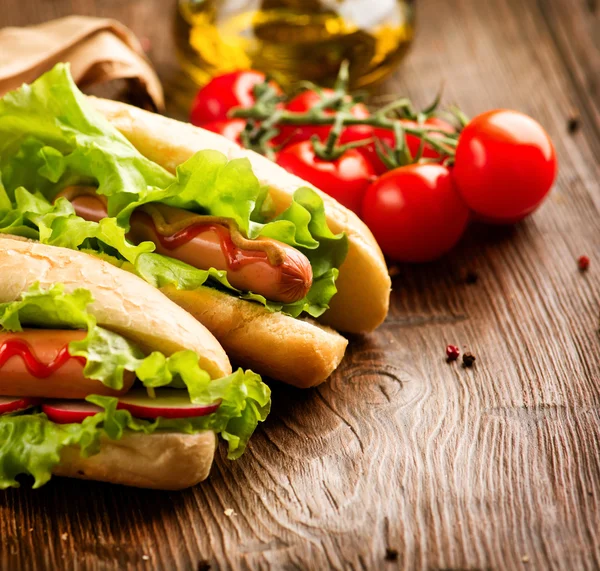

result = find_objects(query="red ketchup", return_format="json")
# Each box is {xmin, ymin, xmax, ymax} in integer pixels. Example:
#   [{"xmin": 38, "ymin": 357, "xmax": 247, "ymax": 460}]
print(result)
[
  {"xmin": 133, "ymin": 211, "xmax": 269, "ymax": 270},
  {"xmin": 60, "ymin": 191, "xmax": 313, "ymax": 304},
  {"xmin": 0, "ymin": 339, "xmax": 85, "ymax": 378},
  {"xmin": 128, "ymin": 211, "xmax": 313, "ymax": 303}
]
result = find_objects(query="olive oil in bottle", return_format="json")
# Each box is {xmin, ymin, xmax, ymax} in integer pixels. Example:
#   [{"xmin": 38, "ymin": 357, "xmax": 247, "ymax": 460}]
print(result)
[{"xmin": 175, "ymin": 0, "xmax": 415, "ymax": 90}]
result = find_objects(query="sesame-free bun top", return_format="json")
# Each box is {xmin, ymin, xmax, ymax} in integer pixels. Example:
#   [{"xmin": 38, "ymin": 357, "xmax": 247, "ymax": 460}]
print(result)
[
  {"xmin": 90, "ymin": 97, "xmax": 391, "ymax": 333},
  {"xmin": 0, "ymin": 236, "xmax": 231, "ymax": 379}
]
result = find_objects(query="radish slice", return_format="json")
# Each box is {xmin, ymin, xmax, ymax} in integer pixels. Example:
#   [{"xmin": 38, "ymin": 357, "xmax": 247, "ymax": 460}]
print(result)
[
  {"xmin": 42, "ymin": 389, "xmax": 220, "ymax": 424},
  {"xmin": 42, "ymin": 401, "xmax": 102, "ymax": 424},
  {"xmin": 117, "ymin": 389, "xmax": 220, "ymax": 419},
  {"xmin": 0, "ymin": 396, "xmax": 42, "ymax": 415}
]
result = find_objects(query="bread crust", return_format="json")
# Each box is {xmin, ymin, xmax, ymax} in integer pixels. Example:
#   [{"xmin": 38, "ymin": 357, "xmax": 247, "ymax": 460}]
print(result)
[
  {"xmin": 0, "ymin": 235, "xmax": 346, "ymax": 387},
  {"xmin": 162, "ymin": 285, "xmax": 348, "ymax": 388},
  {"xmin": 54, "ymin": 431, "xmax": 217, "ymax": 489},
  {"xmin": 0, "ymin": 236, "xmax": 231, "ymax": 379},
  {"xmin": 90, "ymin": 97, "xmax": 391, "ymax": 333},
  {"xmin": 0, "ymin": 236, "xmax": 225, "ymax": 489}
]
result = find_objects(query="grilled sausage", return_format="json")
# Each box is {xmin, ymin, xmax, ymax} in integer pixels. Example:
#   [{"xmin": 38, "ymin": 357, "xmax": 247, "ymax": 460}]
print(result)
[
  {"xmin": 56, "ymin": 187, "xmax": 313, "ymax": 304},
  {"xmin": 0, "ymin": 330, "xmax": 135, "ymax": 399}
]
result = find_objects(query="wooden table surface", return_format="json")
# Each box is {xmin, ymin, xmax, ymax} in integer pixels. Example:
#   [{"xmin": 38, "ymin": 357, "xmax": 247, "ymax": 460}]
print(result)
[{"xmin": 1, "ymin": 0, "xmax": 600, "ymax": 569}]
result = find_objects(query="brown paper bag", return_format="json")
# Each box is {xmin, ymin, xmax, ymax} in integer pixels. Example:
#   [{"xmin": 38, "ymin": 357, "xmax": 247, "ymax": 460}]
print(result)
[{"xmin": 0, "ymin": 15, "xmax": 164, "ymax": 110}]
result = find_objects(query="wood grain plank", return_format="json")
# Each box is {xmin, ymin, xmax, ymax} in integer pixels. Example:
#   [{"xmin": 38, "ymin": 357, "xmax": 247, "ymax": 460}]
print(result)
[
  {"xmin": 537, "ymin": 0, "xmax": 600, "ymax": 154},
  {"xmin": 0, "ymin": 0, "xmax": 599, "ymax": 569}
]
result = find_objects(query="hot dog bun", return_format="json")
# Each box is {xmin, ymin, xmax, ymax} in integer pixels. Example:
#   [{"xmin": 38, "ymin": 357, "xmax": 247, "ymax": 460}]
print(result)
[
  {"xmin": 163, "ymin": 284, "xmax": 347, "ymax": 388},
  {"xmin": 0, "ymin": 236, "xmax": 228, "ymax": 488},
  {"xmin": 0, "ymin": 235, "xmax": 231, "ymax": 380},
  {"xmin": 90, "ymin": 97, "xmax": 391, "ymax": 334},
  {"xmin": 0, "ymin": 235, "xmax": 346, "ymax": 388},
  {"xmin": 54, "ymin": 430, "xmax": 217, "ymax": 490}
]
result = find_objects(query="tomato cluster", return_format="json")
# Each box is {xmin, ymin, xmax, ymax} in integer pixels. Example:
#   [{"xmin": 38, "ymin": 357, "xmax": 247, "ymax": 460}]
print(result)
[{"xmin": 190, "ymin": 71, "xmax": 557, "ymax": 263}]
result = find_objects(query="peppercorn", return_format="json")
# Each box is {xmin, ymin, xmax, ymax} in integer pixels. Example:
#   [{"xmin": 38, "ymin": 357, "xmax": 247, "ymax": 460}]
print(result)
[
  {"xmin": 385, "ymin": 548, "xmax": 399, "ymax": 561},
  {"xmin": 578, "ymin": 255, "xmax": 590, "ymax": 272},
  {"xmin": 465, "ymin": 270, "xmax": 479, "ymax": 285},
  {"xmin": 567, "ymin": 115, "xmax": 581, "ymax": 135},
  {"xmin": 463, "ymin": 352, "xmax": 476, "ymax": 367},
  {"xmin": 567, "ymin": 114, "xmax": 581, "ymax": 134},
  {"xmin": 446, "ymin": 345, "xmax": 460, "ymax": 361}
]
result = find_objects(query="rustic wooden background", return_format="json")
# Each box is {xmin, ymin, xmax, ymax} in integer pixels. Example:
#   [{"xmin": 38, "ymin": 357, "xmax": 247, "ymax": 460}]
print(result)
[{"xmin": 1, "ymin": 0, "xmax": 599, "ymax": 569}]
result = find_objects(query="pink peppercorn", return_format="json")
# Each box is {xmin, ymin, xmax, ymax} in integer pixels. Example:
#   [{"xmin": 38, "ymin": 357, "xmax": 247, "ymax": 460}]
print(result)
[
  {"xmin": 446, "ymin": 345, "xmax": 460, "ymax": 361},
  {"xmin": 578, "ymin": 255, "xmax": 590, "ymax": 272}
]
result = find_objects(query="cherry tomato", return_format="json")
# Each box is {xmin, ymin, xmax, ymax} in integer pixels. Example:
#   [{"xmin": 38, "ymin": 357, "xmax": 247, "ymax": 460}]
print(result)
[
  {"xmin": 453, "ymin": 109, "xmax": 557, "ymax": 223},
  {"xmin": 190, "ymin": 70, "xmax": 282, "ymax": 126},
  {"xmin": 362, "ymin": 164, "xmax": 470, "ymax": 262},
  {"xmin": 276, "ymin": 140, "xmax": 376, "ymax": 215},
  {"xmin": 344, "ymin": 118, "xmax": 455, "ymax": 175},
  {"xmin": 274, "ymin": 89, "xmax": 372, "ymax": 147},
  {"xmin": 201, "ymin": 118, "xmax": 246, "ymax": 145}
]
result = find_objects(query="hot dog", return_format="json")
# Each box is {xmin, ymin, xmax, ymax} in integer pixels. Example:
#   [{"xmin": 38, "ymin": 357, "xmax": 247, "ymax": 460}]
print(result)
[
  {"xmin": 0, "ymin": 237, "xmax": 270, "ymax": 490},
  {"xmin": 0, "ymin": 330, "xmax": 134, "ymax": 399},
  {"xmin": 90, "ymin": 96, "xmax": 391, "ymax": 334},
  {"xmin": 56, "ymin": 186, "xmax": 313, "ymax": 304},
  {"xmin": 0, "ymin": 65, "xmax": 393, "ymax": 388}
]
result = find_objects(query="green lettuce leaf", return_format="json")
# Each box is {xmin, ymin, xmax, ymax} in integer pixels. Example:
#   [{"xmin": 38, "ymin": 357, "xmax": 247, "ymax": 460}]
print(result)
[
  {"xmin": 0, "ymin": 283, "xmax": 141, "ymax": 390},
  {"xmin": 0, "ymin": 69, "xmax": 172, "ymax": 203},
  {"xmin": 0, "ymin": 413, "xmax": 99, "ymax": 489},
  {"xmin": 0, "ymin": 284, "xmax": 271, "ymax": 488},
  {"xmin": 0, "ymin": 185, "xmax": 154, "ymax": 262},
  {"xmin": 0, "ymin": 284, "xmax": 270, "ymax": 408},
  {"xmin": 0, "ymin": 282, "xmax": 91, "ymax": 331},
  {"xmin": 0, "ymin": 64, "xmax": 348, "ymax": 318},
  {"xmin": 133, "ymin": 251, "xmax": 341, "ymax": 318},
  {"xmin": 0, "ymin": 367, "xmax": 270, "ymax": 489}
]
